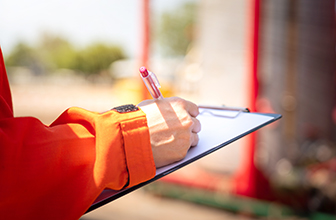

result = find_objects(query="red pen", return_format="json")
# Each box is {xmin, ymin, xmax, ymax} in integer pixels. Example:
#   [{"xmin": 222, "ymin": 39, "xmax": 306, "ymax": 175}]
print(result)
[{"xmin": 139, "ymin": 66, "xmax": 163, "ymax": 100}]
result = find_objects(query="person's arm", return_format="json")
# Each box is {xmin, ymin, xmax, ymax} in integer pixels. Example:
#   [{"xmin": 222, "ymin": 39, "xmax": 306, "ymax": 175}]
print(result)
[
  {"xmin": 1, "ymin": 49, "xmax": 154, "ymax": 220},
  {"xmin": 0, "ymin": 106, "xmax": 156, "ymax": 220},
  {"xmin": 0, "ymin": 99, "xmax": 201, "ymax": 220}
]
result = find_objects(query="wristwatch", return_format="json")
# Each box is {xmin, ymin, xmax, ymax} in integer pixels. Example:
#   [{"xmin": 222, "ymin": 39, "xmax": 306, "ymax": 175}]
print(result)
[{"xmin": 112, "ymin": 104, "xmax": 139, "ymax": 113}]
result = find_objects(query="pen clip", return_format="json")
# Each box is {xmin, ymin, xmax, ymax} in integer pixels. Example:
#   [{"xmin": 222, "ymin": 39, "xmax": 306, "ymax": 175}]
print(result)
[
  {"xmin": 198, "ymin": 105, "xmax": 250, "ymax": 118},
  {"xmin": 199, "ymin": 109, "xmax": 242, "ymax": 118},
  {"xmin": 149, "ymin": 71, "xmax": 161, "ymax": 89}
]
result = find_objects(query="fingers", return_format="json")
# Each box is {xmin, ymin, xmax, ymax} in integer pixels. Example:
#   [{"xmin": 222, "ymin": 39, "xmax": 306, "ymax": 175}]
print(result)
[
  {"xmin": 184, "ymin": 100, "xmax": 199, "ymax": 118},
  {"xmin": 191, "ymin": 117, "xmax": 201, "ymax": 133},
  {"xmin": 170, "ymin": 97, "xmax": 201, "ymax": 147},
  {"xmin": 190, "ymin": 117, "xmax": 201, "ymax": 147},
  {"xmin": 191, "ymin": 132, "xmax": 199, "ymax": 147},
  {"xmin": 167, "ymin": 97, "xmax": 199, "ymax": 117}
]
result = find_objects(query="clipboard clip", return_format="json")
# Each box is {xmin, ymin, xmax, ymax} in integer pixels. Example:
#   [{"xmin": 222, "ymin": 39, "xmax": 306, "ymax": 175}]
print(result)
[{"xmin": 198, "ymin": 105, "xmax": 250, "ymax": 118}]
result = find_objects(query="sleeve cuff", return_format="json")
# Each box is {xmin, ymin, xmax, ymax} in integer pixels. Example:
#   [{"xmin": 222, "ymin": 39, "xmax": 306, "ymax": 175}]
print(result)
[{"xmin": 120, "ymin": 110, "xmax": 156, "ymax": 187}]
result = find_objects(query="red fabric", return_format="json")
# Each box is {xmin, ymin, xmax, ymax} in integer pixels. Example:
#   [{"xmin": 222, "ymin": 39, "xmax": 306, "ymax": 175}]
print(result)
[
  {"xmin": 0, "ymin": 50, "xmax": 13, "ymax": 119},
  {"xmin": 0, "ymin": 48, "xmax": 156, "ymax": 219}
]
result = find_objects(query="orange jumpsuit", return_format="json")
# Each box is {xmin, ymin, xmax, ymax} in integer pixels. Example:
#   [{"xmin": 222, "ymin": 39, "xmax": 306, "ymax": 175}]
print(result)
[{"xmin": 0, "ymin": 48, "xmax": 156, "ymax": 219}]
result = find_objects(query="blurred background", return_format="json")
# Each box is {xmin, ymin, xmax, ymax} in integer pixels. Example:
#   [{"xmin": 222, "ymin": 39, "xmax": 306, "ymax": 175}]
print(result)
[{"xmin": 1, "ymin": 0, "xmax": 336, "ymax": 219}]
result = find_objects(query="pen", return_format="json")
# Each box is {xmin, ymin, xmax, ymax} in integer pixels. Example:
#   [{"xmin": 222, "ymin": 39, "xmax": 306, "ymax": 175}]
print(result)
[{"xmin": 139, "ymin": 66, "xmax": 163, "ymax": 100}]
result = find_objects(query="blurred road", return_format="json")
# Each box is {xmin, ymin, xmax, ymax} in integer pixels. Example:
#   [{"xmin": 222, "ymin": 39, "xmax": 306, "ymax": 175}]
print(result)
[{"xmin": 81, "ymin": 188, "xmax": 251, "ymax": 220}]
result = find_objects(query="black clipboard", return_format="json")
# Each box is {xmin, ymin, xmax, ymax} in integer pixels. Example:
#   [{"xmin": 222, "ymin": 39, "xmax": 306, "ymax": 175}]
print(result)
[{"xmin": 86, "ymin": 106, "xmax": 281, "ymax": 213}]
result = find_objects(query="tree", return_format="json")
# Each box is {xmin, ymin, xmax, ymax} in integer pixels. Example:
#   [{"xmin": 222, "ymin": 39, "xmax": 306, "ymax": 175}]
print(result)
[
  {"xmin": 5, "ymin": 42, "xmax": 38, "ymax": 67},
  {"xmin": 37, "ymin": 33, "xmax": 77, "ymax": 70},
  {"xmin": 73, "ymin": 43, "xmax": 125, "ymax": 75},
  {"xmin": 5, "ymin": 33, "xmax": 126, "ymax": 75}
]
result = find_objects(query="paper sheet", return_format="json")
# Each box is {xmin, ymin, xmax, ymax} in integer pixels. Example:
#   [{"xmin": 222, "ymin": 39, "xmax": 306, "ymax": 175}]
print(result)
[{"xmin": 156, "ymin": 110, "xmax": 274, "ymax": 175}]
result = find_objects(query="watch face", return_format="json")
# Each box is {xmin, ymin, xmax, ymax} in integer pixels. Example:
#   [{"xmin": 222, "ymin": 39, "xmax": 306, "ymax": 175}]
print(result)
[{"xmin": 112, "ymin": 104, "xmax": 139, "ymax": 113}]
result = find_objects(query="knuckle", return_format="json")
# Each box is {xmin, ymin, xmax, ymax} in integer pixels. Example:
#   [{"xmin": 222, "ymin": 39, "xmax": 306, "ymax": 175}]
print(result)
[
  {"xmin": 195, "ymin": 119, "xmax": 201, "ymax": 132},
  {"xmin": 185, "ymin": 118, "xmax": 194, "ymax": 129}
]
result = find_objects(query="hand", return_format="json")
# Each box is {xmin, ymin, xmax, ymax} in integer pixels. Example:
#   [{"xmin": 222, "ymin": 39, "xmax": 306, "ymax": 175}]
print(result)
[{"xmin": 138, "ymin": 97, "xmax": 201, "ymax": 168}]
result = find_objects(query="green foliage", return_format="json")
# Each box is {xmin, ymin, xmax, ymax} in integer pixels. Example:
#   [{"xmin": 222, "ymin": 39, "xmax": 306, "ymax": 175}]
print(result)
[
  {"xmin": 72, "ymin": 43, "xmax": 125, "ymax": 74},
  {"xmin": 5, "ymin": 33, "xmax": 125, "ymax": 75},
  {"xmin": 156, "ymin": 2, "xmax": 197, "ymax": 56},
  {"xmin": 38, "ymin": 33, "xmax": 78, "ymax": 70},
  {"xmin": 5, "ymin": 42, "xmax": 38, "ymax": 67}
]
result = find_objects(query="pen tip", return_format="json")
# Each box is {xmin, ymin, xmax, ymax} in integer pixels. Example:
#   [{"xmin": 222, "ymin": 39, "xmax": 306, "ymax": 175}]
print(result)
[{"xmin": 139, "ymin": 66, "xmax": 149, "ymax": 77}]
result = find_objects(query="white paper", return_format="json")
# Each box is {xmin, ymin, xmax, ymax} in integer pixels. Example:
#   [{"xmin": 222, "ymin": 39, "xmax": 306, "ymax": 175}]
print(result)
[{"xmin": 156, "ymin": 110, "xmax": 273, "ymax": 175}]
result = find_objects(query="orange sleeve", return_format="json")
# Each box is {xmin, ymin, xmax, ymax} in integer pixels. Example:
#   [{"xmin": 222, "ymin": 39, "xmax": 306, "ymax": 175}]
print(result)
[{"xmin": 0, "ymin": 48, "xmax": 156, "ymax": 219}]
